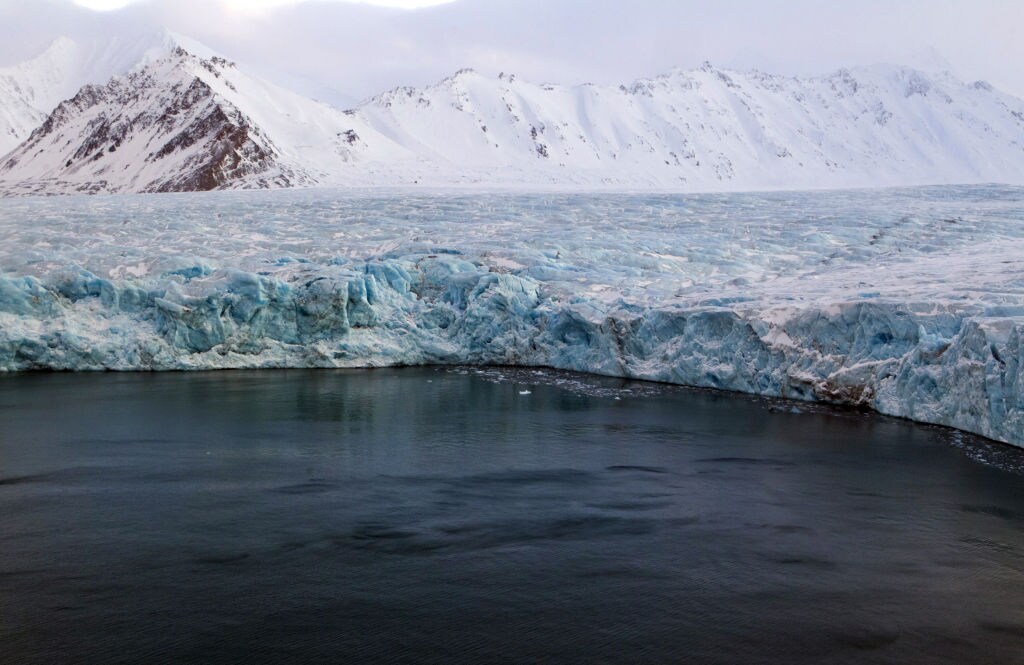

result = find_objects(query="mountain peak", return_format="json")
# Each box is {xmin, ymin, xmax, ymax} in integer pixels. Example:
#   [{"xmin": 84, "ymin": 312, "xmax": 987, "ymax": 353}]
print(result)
[
  {"xmin": 443, "ymin": 68, "xmax": 482, "ymax": 85},
  {"xmin": 3, "ymin": 36, "xmax": 1024, "ymax": 195},
  {"xmin": 36, "ymin": 36, "xmax": 77, "ymax": 61},
  {"xmin": 161, "ymin": 31, "xmax": 226, "ymax": 62}
]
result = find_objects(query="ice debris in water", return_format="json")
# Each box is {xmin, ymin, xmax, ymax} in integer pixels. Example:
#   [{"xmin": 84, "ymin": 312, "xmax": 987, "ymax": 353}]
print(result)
[{"xmin": 0, "ymin": 186, "xmax": 1023, "ymax": 448}]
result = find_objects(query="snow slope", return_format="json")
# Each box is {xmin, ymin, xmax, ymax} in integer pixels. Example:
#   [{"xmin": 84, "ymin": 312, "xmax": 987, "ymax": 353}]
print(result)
[
  {"xmin": 0, "ymin": 45, "xmax": 411, "ymax": 195},
  {"xmin": 2, "ymin": 34, "xmax": 1024, "ymax": 193},
  {"xmin": 1, "ymin": 186, "xmax": 1022, "ymax": 448},
  {"xmin": 0, "ymin": 32, "xmax": 181, "ymax": 156},
  {"xmin": 352, "ymin": 64, "xmax": 1024, "ymax": 189}
]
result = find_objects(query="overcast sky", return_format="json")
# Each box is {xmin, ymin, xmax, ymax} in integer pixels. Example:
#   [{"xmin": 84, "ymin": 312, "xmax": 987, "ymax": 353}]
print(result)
[{"xmin": 1, "ymin": 0, "xmax": 1021, "ymax": 105}]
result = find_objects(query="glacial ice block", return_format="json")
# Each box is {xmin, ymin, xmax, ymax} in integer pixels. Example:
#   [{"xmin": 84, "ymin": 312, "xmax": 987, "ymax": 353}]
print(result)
[{"xmin": 0, "ymin": 186, "xmax": 1022, "ymax": 447}]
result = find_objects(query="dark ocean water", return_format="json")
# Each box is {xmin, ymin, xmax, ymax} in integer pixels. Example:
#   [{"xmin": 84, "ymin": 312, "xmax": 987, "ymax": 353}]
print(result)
[{"xmin": 0, "ymin": 367, "xmax": 1022, "ymax": 664}]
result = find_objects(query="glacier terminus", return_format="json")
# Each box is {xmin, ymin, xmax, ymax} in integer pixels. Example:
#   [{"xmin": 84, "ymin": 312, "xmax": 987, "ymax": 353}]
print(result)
[{"xmin": 1, "ymin": 185, "xmax": 1022, "ymax": 448}]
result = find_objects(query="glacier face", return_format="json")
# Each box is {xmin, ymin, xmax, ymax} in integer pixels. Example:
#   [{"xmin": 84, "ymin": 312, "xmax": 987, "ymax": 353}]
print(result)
[{"xmin": 1, "ymin": 185, "xmax": 1023, "ymax": 447}]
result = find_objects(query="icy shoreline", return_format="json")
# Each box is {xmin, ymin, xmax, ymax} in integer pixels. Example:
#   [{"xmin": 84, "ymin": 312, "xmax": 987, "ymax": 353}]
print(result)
[
  {"xmin": 2, "ymin": 254, "xmax": 1022, "ymax": 448},
  {"xmin": 1, "ymin": 187, "xmax": 1022, "ymax": 447}
]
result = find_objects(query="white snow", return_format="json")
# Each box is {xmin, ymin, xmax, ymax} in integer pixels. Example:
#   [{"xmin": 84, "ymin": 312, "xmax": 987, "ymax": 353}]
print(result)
[
  {"xmin": 0, "ymin": 185, "xmax": 1022, "ymax": 448},
  {"xmin": 0, "ymin": 31, "xmax": 182, "ymax": 155},
  {"xmin": 2, "ymin": 35, "xmax": 1024, "ymax": 193},
  {"xmin": 0, "ymin": 42, "xmax": 413, "ymax": 195},
  {"xmin": 350, "ymin": 62, "xmax": 1024, "ymax": 190}
]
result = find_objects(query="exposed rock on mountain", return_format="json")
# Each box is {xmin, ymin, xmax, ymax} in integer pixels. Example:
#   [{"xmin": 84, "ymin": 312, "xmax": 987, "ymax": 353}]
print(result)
[
  {"xmin": 0, "ymin": 50, "xmax": 289, "ymax": 194},
  {"xmin": 1, "ymin": 34, "xmax": 1023, "ymax": 194}
]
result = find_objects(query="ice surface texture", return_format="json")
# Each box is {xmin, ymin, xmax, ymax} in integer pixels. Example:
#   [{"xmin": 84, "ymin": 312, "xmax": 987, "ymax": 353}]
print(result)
[{"xmin": 1, "ymin": 186, "xmax": 1022, "ymax": 447}]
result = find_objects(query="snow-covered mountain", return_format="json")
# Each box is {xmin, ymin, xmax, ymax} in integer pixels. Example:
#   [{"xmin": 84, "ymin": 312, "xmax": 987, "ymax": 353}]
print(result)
[
  {"xmin": 356, "ymin": 64, "xmax": 1024, "ymax": 189},
  {"xmin": 0, "ymin": 42, "xmax": 411, "ymax": 195},
  {"xmin": 1, "ymin": 34, "xmax": 1023, "ymax": 194},
  {"xmin": 0, "ymin": 32, "xmax": 183, "ymax": 156}
]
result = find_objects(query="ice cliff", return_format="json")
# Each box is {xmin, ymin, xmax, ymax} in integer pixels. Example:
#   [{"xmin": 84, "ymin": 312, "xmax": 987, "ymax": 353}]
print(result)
[{"xmin": 0, "ymin": 187, "xmax": 1022, "ymax": 448}]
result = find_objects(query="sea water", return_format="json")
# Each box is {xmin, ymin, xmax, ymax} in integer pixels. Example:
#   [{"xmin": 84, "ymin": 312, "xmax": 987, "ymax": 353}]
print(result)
[{"xmin": 0, "ymin": 367, "xmax": 1021, "ymax": 663}]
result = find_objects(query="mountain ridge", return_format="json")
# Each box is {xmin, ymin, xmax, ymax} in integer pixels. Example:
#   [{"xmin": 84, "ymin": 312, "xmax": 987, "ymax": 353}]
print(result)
[
  {"xmin": 0, "ymin": 30, "xmax": 189, "ymax": 155},
  {"xmin": 1, "ymin": 33, "xmax": 1023, "ymax": 195}
]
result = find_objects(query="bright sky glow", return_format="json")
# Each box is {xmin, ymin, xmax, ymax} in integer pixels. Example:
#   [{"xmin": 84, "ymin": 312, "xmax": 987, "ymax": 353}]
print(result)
[
  {"xmin": 72, "ymin": 0, "xmax": 454, "ymax": 10},
  {"xmin": 72, "ymin": 0, "xmax": 133, "ymax": 9},
  {"xmin": 17, "ymin": 0, "xmax": 1023, "ymax": 105}
]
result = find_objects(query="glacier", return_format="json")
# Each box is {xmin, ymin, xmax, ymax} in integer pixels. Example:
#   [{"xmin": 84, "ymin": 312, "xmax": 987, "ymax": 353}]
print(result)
[{"xmin": 1, "ymin": 185, "xmax": 1023, "ymax": 447}]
